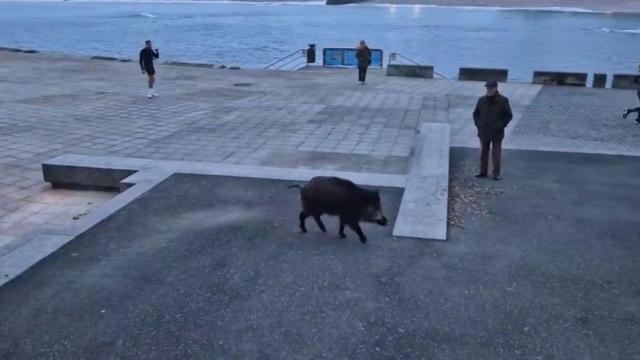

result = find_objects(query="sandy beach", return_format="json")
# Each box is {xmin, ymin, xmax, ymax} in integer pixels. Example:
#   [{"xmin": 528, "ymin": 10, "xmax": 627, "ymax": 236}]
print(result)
[{"xmin": 361, "ymin": 0, "xmax": 640, "ymax": 12}]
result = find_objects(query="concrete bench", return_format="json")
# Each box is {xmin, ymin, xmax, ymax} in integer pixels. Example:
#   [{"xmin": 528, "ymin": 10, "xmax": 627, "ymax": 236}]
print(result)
[
  {"xmin": 611, "ymin": 74, "xmax": 640, "ymax": 89},
  {"xmin": 458, "ymin": 67, "xmax": 508, "ymax": 82},
  {"xmin": 387, "ymin": 64, "xmax": 434, "ymax": 78},
  {"xmin": 90, "ymin": 56, "xmax": 119, "ymax": 61},
  {"xmin": 592, "ymin": 73, "xmax": 607, "ymax": 88},
  {"xmin": 533, "ymin": 71, "xmax": 587, "ymax": 86},
  {"xmin": 164, "ymin": 61, "xmax": 215, "ymax": 68}
]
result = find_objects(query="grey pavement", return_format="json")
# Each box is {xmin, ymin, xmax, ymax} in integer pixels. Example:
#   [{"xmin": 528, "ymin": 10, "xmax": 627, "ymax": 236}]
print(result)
[
  {"xmin": 1, "ymin": 50, "xmax": 640, "ymax": 275},
  {"xmin": 0, "ymin": 148, "xmax": 638, "ymax": 359}
]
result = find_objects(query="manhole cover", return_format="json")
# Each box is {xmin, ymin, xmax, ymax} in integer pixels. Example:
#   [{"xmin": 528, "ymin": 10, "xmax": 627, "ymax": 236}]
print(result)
[{"xmin": 233, "ymin": 83, "xmax": 252, "ymax": 87}]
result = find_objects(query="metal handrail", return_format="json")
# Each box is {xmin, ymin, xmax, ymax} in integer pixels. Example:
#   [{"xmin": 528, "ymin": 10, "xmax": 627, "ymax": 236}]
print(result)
[
  {"xmin": 264, "ymin": 49, "xmax": 306, "ymax": 70},
  {"xmin": 388, "ymin": 52, "xmax": 448, "ymax": 79}
]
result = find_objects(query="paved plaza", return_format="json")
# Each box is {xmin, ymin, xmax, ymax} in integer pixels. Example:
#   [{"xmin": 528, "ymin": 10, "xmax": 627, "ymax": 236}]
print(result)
[
  {"xmin": 2, "ymin": 51, "xmax": 639, "ymax": 251},
  {"xmin": 0, "ymin": 51, "xmax": 639, "ymax": 358}
]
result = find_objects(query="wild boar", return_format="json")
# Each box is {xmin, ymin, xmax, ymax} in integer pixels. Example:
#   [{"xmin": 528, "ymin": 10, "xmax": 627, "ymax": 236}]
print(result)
[{"xmin": 288, "ymin": 176, "xmax": 388, "ymax": 243}]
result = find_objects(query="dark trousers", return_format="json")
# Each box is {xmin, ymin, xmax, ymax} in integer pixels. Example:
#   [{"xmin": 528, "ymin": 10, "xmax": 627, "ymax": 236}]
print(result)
[
  {"xmin": 358, "ymin": 66, "xmax": 368, "ymax": 82},
  {"xmin": 626, "ymin": 90, "xmax": 640, "ymax": 117},
  {"xmin": 480, "ymin": 138, "xmax": 503, "ymax": 176}
]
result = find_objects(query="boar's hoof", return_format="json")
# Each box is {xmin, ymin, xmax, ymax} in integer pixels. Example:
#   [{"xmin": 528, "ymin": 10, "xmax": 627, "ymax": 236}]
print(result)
[
  {"xmin": 359, "ymin": 237, "xmax": 368, "ymax": 244},
  {"xmin": 339, "ymin": 233, "xmax": 346, "ymax": 239}
]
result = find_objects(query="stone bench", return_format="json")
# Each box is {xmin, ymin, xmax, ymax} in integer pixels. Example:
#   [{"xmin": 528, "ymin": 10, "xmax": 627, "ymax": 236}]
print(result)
[
  {"xmin": 90, "ymin": 56, "xmax": 119, "ymax": 61},
  {"xmin": 592, "ymin": 73, "xmax": 607, "ymax": 88},
  {"xmin": 533, "ymin": 71, "xmax": 587, "ymax": 86},
  {"xmin": 611, "ymin": 74, "xmax": 640, "ymax": 89},
  {"xmin": 387, "ymin": 64, "xmax": 434, "ymax": 78},
  {"xmin": 458, "ymin": 67, "xmax": 508, "ymax": 82},
  {"xmin": 164, "ymin": 61, "xmax": 215, "ymax": 68}
]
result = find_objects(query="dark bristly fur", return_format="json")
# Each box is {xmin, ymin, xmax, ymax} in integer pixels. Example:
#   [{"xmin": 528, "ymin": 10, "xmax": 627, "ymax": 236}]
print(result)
[{"xmin": 289, "ymin": 176, "xmax": 388, "ymax": 243}]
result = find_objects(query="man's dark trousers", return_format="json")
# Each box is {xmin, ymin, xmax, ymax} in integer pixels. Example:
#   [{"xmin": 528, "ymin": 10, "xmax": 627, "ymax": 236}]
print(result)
[{"xmin": 480, "ymin": 138, "xmax": 502, "ymax": 177}]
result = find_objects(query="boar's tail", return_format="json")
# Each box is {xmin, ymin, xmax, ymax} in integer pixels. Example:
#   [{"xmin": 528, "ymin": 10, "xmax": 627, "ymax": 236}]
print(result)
[{"xmin": 287, "ymin": 184, "xmax": 303, "ymax": 190}]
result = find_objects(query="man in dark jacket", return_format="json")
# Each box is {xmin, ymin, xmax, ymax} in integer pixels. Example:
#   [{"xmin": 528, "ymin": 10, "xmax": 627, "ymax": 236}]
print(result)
[
  {"xmin": 139, "ymin": 40, "xmax": 160, "ymax": 98},
  {"xmin": 355, "ymin": 40, "xmax": 372, "ymax": 85},
  {"xmin": 473, "ymin": 81, "xmax": 513, "ymax": 181}
]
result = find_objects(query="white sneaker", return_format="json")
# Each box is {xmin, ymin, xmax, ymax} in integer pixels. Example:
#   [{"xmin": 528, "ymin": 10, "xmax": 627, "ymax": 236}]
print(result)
[
  {"xmin": 147, "ymin": 90, "xmax": 153, "ymax": 99},
  {"xmin": 151, "ymin": 91, "xmax": 158, "ymax": 97}
]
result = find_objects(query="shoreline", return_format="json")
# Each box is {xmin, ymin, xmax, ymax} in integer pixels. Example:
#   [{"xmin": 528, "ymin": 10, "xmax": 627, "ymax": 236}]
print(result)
[{"xmin": 5, "ymin": 0, "xmax": 640, "ymax": 12}]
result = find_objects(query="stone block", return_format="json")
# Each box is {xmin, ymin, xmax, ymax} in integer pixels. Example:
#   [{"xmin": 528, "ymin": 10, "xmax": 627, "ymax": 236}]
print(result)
[
  {"xmin": 458, "ymin": 67, "xmax": 508, "ymax": 82},
  {"xmin": 386, "ymin": 64, "xmax": 434, "ymax": 78},
  {"xmin": 592, "ymin": 73, "xmax": 607, "ymax": 88},
  {"xmin": 533, "ymin": 71, "xmax": 588, "ymax": 86},
  {"xmin": 611, "ymin": 74, "xmax": 640, "ymax": 89}
]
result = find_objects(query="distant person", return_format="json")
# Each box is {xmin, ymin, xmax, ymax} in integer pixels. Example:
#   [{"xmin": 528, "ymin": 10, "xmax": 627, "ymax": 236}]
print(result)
[
  {"xmin": 473, "ymin": 81, "xmax": 513, "ymax": 181},
  {"xmin": 139, "ymin": 40, "xmax": 159, "ymax": 98},
  {"xmin": 355, "ymin": 40, "xmax": 372, "ymax": 85},
  {"xmin": 622, "ymin": 65, "xmax": 640, "ymax": 123}
]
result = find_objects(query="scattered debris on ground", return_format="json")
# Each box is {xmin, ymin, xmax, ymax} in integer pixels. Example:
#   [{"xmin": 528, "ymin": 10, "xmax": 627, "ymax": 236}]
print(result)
[
  {"xmin": 73, "ymin": 211, "xmax": 90, "ymax": 221},
  {"xmin": 448, "ymin": 165, "xmax": 505, "ymax": 228}
]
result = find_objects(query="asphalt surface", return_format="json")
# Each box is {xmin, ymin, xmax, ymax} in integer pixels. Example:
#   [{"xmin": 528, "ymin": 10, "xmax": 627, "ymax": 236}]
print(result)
[{"xmin": 0, "ymin": 148, "xmax": 639, "ymax": 359}]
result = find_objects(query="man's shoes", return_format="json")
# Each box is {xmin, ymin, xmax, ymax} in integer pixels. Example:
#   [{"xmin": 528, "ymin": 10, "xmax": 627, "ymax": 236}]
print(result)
[
  {"xmin": 475, "ymin": 173, "xmax": 488, "ymax": 178},
  {"xmin": 151, "ymin": 91, "xmax": 158, "ymax": 97},
  {"xmin": 623, "ymin": 109, "xmax": 630, "ymax": 119},
  {"xmin": 493, "ymin": 175, "xmax": 501, "ymax": 181}
]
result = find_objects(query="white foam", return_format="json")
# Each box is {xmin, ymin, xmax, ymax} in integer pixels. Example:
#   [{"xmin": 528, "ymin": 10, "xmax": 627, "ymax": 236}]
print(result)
[
  {"xmin": 357, "ymin": 3, "xmax": 597, "ymax": 13},
  {"xmin": 600, "ymin": 27, "xmax": 640, "ymax": 34}
]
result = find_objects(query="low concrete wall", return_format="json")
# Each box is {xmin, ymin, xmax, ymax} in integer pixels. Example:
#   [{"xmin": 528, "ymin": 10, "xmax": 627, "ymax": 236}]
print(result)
[
  {"xmin": 91, "ymin": 56, "xmax": 119, "ymax": 61},
  {"xmin": 533, "ymin": 71, "xmax": 587, "ymax": 86},
  {"xmin": 387, "ymin": 64, "xmax": 434, "ymax": 78},
  {"xmin": 611, "ymin": 74, "xmax": 640, "ymax": 89},
  {"xmin": 458, "ymin": 67, "xmax": 508, "ymax": 82},
  {"xmin": 0, "ymin": 47, "xmax": 38, "ymax": 54},
  {"xmin": 592, "ymin": 73, "xmax": 607, "ymax": 88},
  {"xmin": 164, "ymin": 61, "xmax": 215, "ymax": 68}
]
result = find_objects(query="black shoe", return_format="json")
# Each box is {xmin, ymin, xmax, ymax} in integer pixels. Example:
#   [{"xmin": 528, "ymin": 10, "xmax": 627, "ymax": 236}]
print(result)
[
  {"xmin": 493, "ymin": 175, "xmax": 501, "ymax": 181},
  {"xmin": 623, "ymin": 109, "xmax": 630, "ymax": 119},
  {"xmin": 636, "ymin": 117, "xmax": 640, "ymax": 124},
  {"xmin": 475, "ymin": 173, "xmax": 488, "ymax": 178}
]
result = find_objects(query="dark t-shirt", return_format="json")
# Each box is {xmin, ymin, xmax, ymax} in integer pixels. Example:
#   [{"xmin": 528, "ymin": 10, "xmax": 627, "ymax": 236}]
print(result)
[{"xmin": 139, "ymin": 48, "xmax": 159, "ymax": 72}]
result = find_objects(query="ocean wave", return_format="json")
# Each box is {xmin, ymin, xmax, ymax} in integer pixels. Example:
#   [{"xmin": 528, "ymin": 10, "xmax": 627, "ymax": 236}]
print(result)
[
  {"xmin": 600, "ymin": 27, "xmax": 640, "ymax": 34},
  {"xmin": 359, "ymin": 3, "xmax": 597, "ymax": 13},
  {"xmin": 3, "ymin": 0, "xmax": 606, "ymax": 12}
]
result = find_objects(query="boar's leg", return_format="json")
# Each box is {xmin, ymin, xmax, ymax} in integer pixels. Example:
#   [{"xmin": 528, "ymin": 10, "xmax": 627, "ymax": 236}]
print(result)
[
  {"xmin": 313, "ymin": 214, "xmax": 327, "ymax": 233},
  {"xmin": 347, "ymin": 221, "xmax": 367, "ymax": 243},
  {"xmin": 298, "ymin": 211, "xmax": 309, "ymax": 233},
  {"xmin": 338, "ymin": 217, "xmax": 347, "ymax": 238}
]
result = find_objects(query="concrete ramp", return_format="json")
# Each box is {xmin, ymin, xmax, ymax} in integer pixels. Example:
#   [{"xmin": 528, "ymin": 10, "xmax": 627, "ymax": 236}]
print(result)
[{"xmin": 393, "ymin": 123, "xmax": 450, "ymax": 240}]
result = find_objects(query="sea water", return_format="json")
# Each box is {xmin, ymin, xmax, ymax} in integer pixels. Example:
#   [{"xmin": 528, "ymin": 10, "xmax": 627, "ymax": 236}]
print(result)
[{"xmin": 0, "ymin": 1, "xmax": 639, "ymax": 79}]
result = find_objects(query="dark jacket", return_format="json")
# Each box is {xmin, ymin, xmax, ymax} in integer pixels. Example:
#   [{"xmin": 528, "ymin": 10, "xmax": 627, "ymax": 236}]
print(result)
[
  {"xmin": 473, "ymin": 92, "xmax": 513, "ymax": 140},
  {"xmin": 356, "ymin": 47, "xmax": 372, "ymax": 68}
]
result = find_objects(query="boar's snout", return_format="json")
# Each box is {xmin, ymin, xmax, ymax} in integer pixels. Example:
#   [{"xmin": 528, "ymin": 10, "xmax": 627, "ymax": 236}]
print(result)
[{"xmin": 376, "ymin": 216, "xmax": 388, "ymax": 226}]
